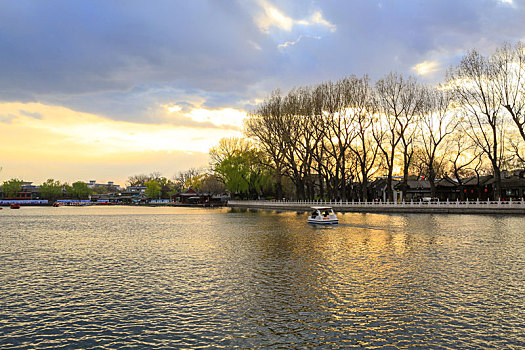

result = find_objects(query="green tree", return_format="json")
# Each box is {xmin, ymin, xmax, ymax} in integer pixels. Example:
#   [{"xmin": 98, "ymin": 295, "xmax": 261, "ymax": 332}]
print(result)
[
  {"xmin": 184, "ymin": 173, "xmax": 206, "ymax": 191},
  {"xmin": 212, "ymin": 140, "xmax": 272, "ymax": 198},
  {"xmin": 39, "ymin": 179, "xmax": 64, "ymax": 200},
  {"xmin": 1, "ymin": 178, "xmax": 24, "ymax": 198},
  {"xmin": 155, "ymin": 177, "xmax": 175, "ymax": 198},
  {"xmin": 67, "ymin": 181, "xmax": 92, "ymax": 199},
  {"xmin": 92, "ymin": 186, "xmax": 109, "ymax": 194},
  {"xmin": 145, "ymin": 180, "xmax": 161, "ymax": 199}
]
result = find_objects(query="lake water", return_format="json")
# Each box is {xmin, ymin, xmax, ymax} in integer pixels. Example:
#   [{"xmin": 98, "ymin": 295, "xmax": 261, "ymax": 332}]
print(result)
[{"xmin": 1, "ymin": 206, "xmax": 524, "ymax": 349}]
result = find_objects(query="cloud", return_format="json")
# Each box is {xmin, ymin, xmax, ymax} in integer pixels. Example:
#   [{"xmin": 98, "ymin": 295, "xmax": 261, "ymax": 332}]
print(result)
[
  {"xmin": 412, "ymin": 61, "xmax": 441, "ymax": 76},
  {"xmin": 277, "ymin": 35, "xmax": 321, "ymax": 49},
  {"xmin": 305, "ymin": 11, "xmax": 336, "ymax": 33},
  {"xmin": 19, "ymin": 110, "xmax": 43, "ymax": 119},
  {"xmin": 248, "ymin": 40, "xmax": 263, "ymax": 51},
  {"xmin": 0, "ymin": 102, "xmax": 242, "ymax": 158},
  {"xmin": 0, "ymin": 1, "xmax": 524, "ymax": 133},
  {"xmin": 162, "ymin": 105, "xmax": 244, "ymax": 130},
  {"xmin": 255, "ymin": 0, "xmax": 336, "ymax": 34},
  {"xmin": 0, "ymin": 113, "xmax": 16, "ymax": 123},
  {"xmin": 255, "ymin": 0, "xmax": 295, "ymax": 33}
]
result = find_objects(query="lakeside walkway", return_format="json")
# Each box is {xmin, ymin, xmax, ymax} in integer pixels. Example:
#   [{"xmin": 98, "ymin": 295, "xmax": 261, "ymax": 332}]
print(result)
[{"xmin": 228, "ymin": 199, "xmax": 525, "ymax": 215}]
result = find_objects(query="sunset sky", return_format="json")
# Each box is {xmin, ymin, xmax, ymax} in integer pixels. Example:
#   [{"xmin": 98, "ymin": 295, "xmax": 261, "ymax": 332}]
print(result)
[{"xmin": 1, "ymin": 0, "xmax": 524, "ymax": 186}]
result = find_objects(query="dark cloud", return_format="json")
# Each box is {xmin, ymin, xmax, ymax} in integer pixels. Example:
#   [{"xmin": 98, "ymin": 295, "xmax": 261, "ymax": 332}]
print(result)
[
  {"xmin": 0, "ymin": 114, "xmax": 16, "ymax": 124},
  {"xmin": 19, "ymin": 110, "xmax": 42, "ymax": 119},
  {"xmin": 1, "ymin": 0, "xmax": 524, "ymax": 121}
]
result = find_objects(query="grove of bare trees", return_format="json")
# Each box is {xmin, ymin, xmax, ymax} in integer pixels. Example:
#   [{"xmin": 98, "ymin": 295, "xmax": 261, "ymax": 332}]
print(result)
[{"xmin": 237, "ymin": 42, "xmax": 525, "ymax": 201}]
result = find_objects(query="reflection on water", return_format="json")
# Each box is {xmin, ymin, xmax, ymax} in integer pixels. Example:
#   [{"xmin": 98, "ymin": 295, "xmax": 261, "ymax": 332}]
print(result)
[{"xmin": 1, "ymin": 206, "xmax": 524, "ymax": 348}]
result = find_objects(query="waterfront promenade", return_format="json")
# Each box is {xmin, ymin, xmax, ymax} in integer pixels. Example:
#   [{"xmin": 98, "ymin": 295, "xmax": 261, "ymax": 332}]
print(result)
[{"xmin": 228, "ymin": 199, "xmax": 525, "ymax": 214}]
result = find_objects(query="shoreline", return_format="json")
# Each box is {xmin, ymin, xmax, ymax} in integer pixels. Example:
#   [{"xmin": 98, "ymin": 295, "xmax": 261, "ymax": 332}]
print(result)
[
  {"xmin": 227, "ymin": 200, "xmax": 525, "ymax": 215},
  {"xmin": 3, "ymin": 201, "xmax": 525, "ymax": 215}
]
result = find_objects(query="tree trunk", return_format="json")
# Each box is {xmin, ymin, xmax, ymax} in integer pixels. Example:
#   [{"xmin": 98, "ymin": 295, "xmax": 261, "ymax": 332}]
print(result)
[
  {"xmin": 493, "ymin": 164, "xmax": 502, "ymax": 199},
  {"xmin": 275, "ymin": 170, "xmax": 283, "ymax": 200},
  {"xmin": 429, "ymin": 167, "xmax": 436, "ymax": 197},
  {"xmin": 295, "ymin": 178, "xmax": 305, "ymax": 200},
  {"xmin": 362, "ymin": 175, "xmax": 368, "ymax": 202},
  {"xmin": 386, "ymin": 167, "xmax": 394, "ymax": 202}
]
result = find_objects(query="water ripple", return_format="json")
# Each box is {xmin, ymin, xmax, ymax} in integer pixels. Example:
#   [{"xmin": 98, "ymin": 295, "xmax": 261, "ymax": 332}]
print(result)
[{"xmin": 1, "ymin": 207, "xmax": 525, "ymax": 348}]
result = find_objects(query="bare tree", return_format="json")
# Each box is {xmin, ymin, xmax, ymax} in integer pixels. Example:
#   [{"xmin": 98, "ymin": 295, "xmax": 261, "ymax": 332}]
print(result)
[
  {"xmin": 200, "ymin": 175, "xmax": 226, "ymax": 195},
  {"xmin": 173, "ymin": 168, "xmax": 203, "ymax": 191},
  {"xmin": 347, "ymin": 75, "xmax": 381, "ymax": 201},
  {"xmin": 245, "ymin": 91, "xmax": 287, "ymax": 199},
  {"xmin": 445, "ymin": 131, "xmax": 477, "ymax": 200},
  {"xmin": 127, "ymin": 174, "xmax": 151, "ymax": 187},
  {"xmin": 493, "ymin": 42, "xmax": 525, "ymax": 141},
  {"xmin": 319, "ymin": 79, "xmax": 358, "ymax": 200},
  {"xmin": 279, "ymin": 88, "xmax": 310, "ymax": 199},
  {"xmin": 374, "ymin": 72, "xmax": 420, "ymax": 201},
  {"xmin": 417, "ymin": 86, "xmax": 455, "ymax": 197},
  {"xmin": 508, "ymin": 137, "xmax": 525, "ymax": 166},
  {"xmin": 448, "ymin": 49, "xmax": 506, "ymax": 198},
  {"xmin": 492, "ymin": 42, "xmax": 525, "ymax": 165}
]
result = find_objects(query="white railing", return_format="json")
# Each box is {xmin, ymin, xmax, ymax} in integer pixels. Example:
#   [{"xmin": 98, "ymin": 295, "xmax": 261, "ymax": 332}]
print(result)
[{"xmin": 228, "ymin": 198, "xmax": 525, "ymax": 208}]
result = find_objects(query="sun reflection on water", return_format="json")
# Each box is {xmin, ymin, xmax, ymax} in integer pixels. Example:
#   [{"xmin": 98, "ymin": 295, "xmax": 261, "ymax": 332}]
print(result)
[{"xmin": 1, "ymin": 207, "xmax": 524, "ymax": 348}]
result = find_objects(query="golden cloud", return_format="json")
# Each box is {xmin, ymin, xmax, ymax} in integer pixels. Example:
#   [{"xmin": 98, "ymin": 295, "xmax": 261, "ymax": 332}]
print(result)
[
  {"xmin": 412, "ymin": 60, "xmax": 441, "ymax": 76},
  {"xmin": 0, "ymin": 102, "xmax": 243, "ymax": 183}
]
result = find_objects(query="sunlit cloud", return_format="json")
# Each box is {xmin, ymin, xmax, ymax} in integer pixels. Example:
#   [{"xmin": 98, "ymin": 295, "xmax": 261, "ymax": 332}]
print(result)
[
  {"xmin": 165, "ymin": 104, "xmax": 246, "ymax": 129},
  {"xmin": 256, "ymin": 0, "xmax": 294, "ymax": 33},
  {"xmin": 277, "ymin": 35, "xmax": 321, "ymax": 49},
  {"xmin": 167, "ymin": 105, "xmax": 182, "ymax": 113},
  {"xmin": 0, "ymin": 102, "xmax": 242, "ymax": 168},
  {"xmin": 248, "ymin": 40, "xmax": 263, "ymax": 51},
  {"xmin": 186, "ymin": 108, "xmax": 246, "ymax": 129},
  {"xmin": 412, "ymin": 60, "xmax": 441, "ymax": 76},
  {"xmin": 255, "ymin": 0, "xmax": 336, "ymax": 34},
  {"xmin": 308, "ymin": 11, "xmax": 337, "ymax": 33}
]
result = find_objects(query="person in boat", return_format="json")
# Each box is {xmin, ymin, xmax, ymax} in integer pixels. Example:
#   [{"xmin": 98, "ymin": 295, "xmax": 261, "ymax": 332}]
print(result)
[
  {"xmin": 311, "ymin": 210, "xmax": 318, "ymax": 218},
  {"xmin": 323, "ymin": 210, "xmax": 329, "ymax": 217}
]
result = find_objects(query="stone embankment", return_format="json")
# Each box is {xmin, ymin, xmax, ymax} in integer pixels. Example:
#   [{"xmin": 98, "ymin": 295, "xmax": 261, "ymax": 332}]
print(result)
[{"xmin": 228, "ymin": 199, "xmax": 525, "ymax": 215}]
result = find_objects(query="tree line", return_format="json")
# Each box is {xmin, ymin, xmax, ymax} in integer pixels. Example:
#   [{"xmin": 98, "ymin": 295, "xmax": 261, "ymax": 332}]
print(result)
[
  {"xmin": 210, "ymin": 42, "xmax": 525, "ymax": 201},
  {"xmin": 0, "ymin": 169, "xmax": 226, "ymax": 201},
  {"xmin": 1, "ymin": 178, "xmax": 93, "ymax": 200}
]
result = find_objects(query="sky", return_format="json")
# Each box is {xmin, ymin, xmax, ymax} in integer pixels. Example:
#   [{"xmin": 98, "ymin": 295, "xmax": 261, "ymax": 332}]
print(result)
[{"xmin": 1, "ymin": 0, "xmax": 524, "ymax": 186}]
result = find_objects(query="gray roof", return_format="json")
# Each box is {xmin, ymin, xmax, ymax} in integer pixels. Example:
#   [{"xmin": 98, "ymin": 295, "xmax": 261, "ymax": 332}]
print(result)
[
  {"xmin": 462, "ymin": 175, "xmax": 493, "ymax": 186},
  {"xmin": 395, "ymin": 180, "xmax": 431, "ymax": 190}
]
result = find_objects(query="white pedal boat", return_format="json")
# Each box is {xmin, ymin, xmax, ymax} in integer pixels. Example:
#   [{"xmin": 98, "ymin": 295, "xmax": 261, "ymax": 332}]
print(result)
[{"xmin": 308, "ymin": 206, "xmax": 338, "ymax": 225}]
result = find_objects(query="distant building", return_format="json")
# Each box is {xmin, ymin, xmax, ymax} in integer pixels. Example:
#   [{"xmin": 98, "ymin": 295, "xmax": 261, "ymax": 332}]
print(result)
[
  {"xmin": 174, "ymin": 188, "xmax": 199, "ymax": 204},
  {"xmin": 435, "ymin": 177, "xmax": 460, "ymax": 201},
  {"xmin": 368, "ymin": 177, "xmax": 402, "ymax": 202},
  {"xmin": 0, "ymin": 182, "xmax": 40, "ymax": 200},
  {"xmin": 86, "ymin": 180, "xmax": 121, "ymax": 192},
  {"xmin": 117, "ymin": 186, "xmax": 147, "ymax": 204},
  {"xmin": 499, "ymin": 170, "xmax": 525, "ymax": 200},
  {"xmin": 461, "ymin": 175, "xmax": 493, "ymax": 201},
  {"xmin": 174, "ymin": 188, "xmax": 228, "ymax": 206},
  {"xmin": 394, "ymin": 180, "xmax": 431, "ymax": 201}
]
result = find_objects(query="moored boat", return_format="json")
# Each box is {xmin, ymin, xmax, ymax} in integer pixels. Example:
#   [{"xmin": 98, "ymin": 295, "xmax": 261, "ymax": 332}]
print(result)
[
  {"xmin": 10, "ymin": 204, "xmax": 21, "ymax": 209},
  {"xmin": 308, "ymin": 206, "xmax": 338, "ymax": 225}
]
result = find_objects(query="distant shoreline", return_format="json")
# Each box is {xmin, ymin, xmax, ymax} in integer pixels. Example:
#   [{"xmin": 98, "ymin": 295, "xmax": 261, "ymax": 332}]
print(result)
[
  {"xmin": 0, "ymin": 202, "xmax": 226, "ymax": 208},
  {"xmin": 3, "ymin": 201, "xmax": 525, "ymax": 215}
]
